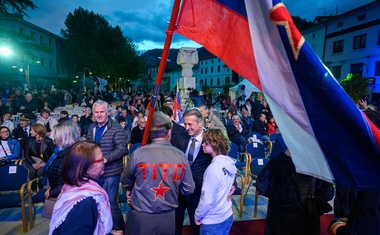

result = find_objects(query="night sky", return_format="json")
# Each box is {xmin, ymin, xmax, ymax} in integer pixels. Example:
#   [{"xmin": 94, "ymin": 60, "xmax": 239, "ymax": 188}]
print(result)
[{"xmin": 23, "ymin": 0, "xmax": 374, "ymax": 52}]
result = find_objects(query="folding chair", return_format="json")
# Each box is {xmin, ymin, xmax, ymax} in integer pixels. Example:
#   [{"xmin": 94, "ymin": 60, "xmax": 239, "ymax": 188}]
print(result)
[{"xmin": 0, "ymin": 164, "xmax": 30, "ymax": 232}]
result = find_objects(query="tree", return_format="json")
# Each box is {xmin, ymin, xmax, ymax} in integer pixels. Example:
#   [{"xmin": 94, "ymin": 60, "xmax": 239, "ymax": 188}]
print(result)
[
  {"xmin": 61, "ymin": 7, "xmax": 143, "ymax": 88},
  {"xmin": 340, "ymin": 74, "xmax": 369, "ymax": 103},
  {"xmin": 0, "ymin": 0, "xmax": 38, "ymax": 17},
  {"xmin": 292, "ymin": 16, "xmax": 317, "ymax": 31}
]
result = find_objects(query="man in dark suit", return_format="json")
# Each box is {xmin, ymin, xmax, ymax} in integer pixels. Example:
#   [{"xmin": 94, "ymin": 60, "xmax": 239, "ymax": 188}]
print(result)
[
  {"xmin": 12, "ymin": 113, "xmax": 32, "ymax": 154},
  {"xmin": 160, "ymin": 106, "xmax": 186, "ymax": 146},
  {"xmin": 130, "ymin": 117, "xmax": 147, "ymax": 144},
  {"xmin": 171, "ymin": 108, "xmax": 212, "ymax": 235}
]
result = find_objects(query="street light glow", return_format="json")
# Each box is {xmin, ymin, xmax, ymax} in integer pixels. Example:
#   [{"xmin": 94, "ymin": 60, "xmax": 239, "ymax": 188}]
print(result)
[{"xmin": 0, "ymin": 46, "xmax": 12, "ymax": 56}]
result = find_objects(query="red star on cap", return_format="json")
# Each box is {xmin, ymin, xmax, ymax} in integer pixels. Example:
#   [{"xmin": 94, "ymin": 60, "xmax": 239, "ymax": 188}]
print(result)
[
  {"xmin": 151, "ymin": 180, "xmax": 171, "ymax": 200},
  {"xmin": 269, "ymin": 3, "xmax": 305, "ymax": 60}
]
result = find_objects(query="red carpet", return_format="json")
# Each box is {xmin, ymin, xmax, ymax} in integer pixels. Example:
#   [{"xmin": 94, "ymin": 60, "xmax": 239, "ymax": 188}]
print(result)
[{"xmin": 183, "ymin": 214, "xmax": 334, "ymax": 235}]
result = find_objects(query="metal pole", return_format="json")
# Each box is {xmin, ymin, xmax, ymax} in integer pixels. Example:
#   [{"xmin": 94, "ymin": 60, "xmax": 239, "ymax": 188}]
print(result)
[
  {"xmin": 141, "ymin": 0, "xmax": 182, "ymax": 146},
  {"xmin": 26, "ymin": 63, "xmax": 30, "ymax": 88}
]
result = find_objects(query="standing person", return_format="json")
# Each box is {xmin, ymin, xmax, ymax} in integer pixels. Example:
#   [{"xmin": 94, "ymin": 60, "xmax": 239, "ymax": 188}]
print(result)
[
  {"xmin": 160, "ymin": 106, "xmax": 186, "ymax": 146},
  {"xmin": 121, "ymin": 111, "xmax": 195, "ymax": 235},
  {"xmin": 195, "ymin": 128, "xmax": 236, "ymax": 235},
  {"xmin": 80, "ymin": 107, "xmax": 93, "ymax": 136},
  {"xmin": 172, "ymin": 108, "xmax": 212, "ymax": 235},
  {"xmin": 36, "ymin": 109, "xmax": 58, "ymax": 139},
  {"xmin": 86, "ymin": 100, "xmax": 127, "ymax": 231},
  {"xmin": 257, "ymin": 147, "xmax": 334, "ymax": 235},
  {"xmin": 24, "ymin": 124, "xmax": 55, "ymax": 182},
  {"xmin": 198, "ymin": 105, "xmax": 225, "ymax": 130},
  {"xmin": 49, "ymin": 141, "xmax": 122, "ymax": 235},
  {"xmin": 43, "ymin": 121, "xmax": 79, "ymax": 199}
]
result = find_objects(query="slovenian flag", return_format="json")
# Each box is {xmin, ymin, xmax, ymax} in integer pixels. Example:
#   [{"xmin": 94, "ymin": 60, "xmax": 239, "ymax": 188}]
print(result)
[{"xmin": 176, "ymin": 0, "xmax": 380, "ymax": 190}]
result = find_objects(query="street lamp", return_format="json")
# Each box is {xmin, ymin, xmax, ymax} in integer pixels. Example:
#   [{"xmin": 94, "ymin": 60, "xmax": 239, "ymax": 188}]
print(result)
[
  {"xmin": 0, "ymin": 46, "xmax": 12, "ymax": 57},
  {"xmin": 83, "ymin": 67, "xmax": 91, "ymax": 92}
]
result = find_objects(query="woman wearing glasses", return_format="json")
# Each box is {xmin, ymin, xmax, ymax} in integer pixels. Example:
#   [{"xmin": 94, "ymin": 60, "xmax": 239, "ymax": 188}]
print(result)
[
  {"xmin": 0, "ymin": 126, "xmax": 21, "ymax": 165},
  {"xmin": 49, "ymin": 141, "xmax": 122, "ymax": 235}
]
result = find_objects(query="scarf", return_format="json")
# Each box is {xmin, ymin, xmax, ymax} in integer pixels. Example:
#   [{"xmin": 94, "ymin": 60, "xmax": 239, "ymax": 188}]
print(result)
[
  {"xmin": 49, "ymin": 179, "xmax": 112, "ymax": 235},
  {"xmin": 42, "ymin": 146, "xmax": 65, "ymax": 175}
]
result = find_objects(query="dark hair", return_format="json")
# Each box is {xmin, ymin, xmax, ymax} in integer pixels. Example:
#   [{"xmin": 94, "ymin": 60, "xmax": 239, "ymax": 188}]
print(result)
[
  {"xmin": 160, "ymin": 105, "xmax": 173, "ymax": 117},
  {"xmin": 203, "ymin": 128, "xmax": 230, "ymax": 155},
  {"xmin": 60, "ymin": 110, "xmax": 68, "ymax": 116},
  {"xmin": 71, "ymin": 114, "xmax": 79, "ymax": 119},
  {"xmin": 61, "ymin": 141, "xmax": 101, "ymax": 187}
]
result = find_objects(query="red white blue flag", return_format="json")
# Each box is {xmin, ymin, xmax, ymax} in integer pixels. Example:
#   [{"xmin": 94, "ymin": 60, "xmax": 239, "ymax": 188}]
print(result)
[{"xmin": 176, "ymin": 0, "xmax": 380, "ymax": 190}]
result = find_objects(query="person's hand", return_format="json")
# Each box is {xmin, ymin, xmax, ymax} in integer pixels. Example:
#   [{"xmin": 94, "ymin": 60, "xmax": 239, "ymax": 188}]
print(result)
[
  {"xmin": 227, "ymin": 185, "xmax": 236, "ymax": 201},
  {"xmin": 20, "ymin": 106, "xmax": 25, "ymax": 110},
  {"xmin": 45, "ymin": 188, "xmax": 50, "ymax": 198},
  {"xmin": 358, "ymin": 99, "xmax": 368, "ymax": 109},
  {"xmin": 40, "ymin": 162, "xmax": 46, "ymax": 167},
  {"xmin": 194, "ymin": 219, "xmax": 202, "ymax": 225},
  {"xmin": 126, "ymin": 190, "xmax": 132, "ymax": 207},
  {"xmin": 32, "ymin": 163, "xmax": 39, "ymax": 169},
  {"xmin": 110, "ymin": 230, "xmax": 123, "ymax": 235}
]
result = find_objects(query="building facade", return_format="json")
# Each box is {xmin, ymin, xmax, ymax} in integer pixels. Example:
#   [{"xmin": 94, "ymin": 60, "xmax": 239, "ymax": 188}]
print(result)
[
  {"xmin": 302, "ymin": 1, "xmax": 380, "ymax": 100},
  {"xmin": 0, "ymin": 13, "xmax": 69, "ymax": 90}
]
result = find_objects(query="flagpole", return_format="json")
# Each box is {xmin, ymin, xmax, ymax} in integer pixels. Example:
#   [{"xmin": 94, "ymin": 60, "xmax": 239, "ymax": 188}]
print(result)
[{"xmin": 141, "ymin": 0, "xmax": 182, "ymax": 146}]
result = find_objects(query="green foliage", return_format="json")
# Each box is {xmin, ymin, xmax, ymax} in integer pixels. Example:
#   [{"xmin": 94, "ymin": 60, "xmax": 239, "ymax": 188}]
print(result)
[
  {"xmin": 0, "ymin": 0, "xmax": 38, "ymax": 17},
  {"xmin": 340, "ymin": 73, "xmax": 369, "ymax": 102},
  {"xmin": 292, "ymin": 16, "xmax": 317, "ymax": 31},
  {"xmin": 223, "ymin": 84, "xmax": 232, "ymax": 95},
  {"xmin": 61, "ymin": 7, "xmax": 144, "ymax": 87},
  {"xmin": 201, "ymin": 85, "xmax": 211, "ymax": 94}
]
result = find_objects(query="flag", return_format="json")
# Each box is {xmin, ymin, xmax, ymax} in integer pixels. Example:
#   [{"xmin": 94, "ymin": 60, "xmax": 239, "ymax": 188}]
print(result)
[{"xmin": 176, "ymin": 0, "xmax": 380, "ymax": 190}]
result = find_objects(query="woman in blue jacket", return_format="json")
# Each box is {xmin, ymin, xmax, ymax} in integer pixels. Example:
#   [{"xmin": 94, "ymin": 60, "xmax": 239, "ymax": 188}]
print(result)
[{"xmin": 0, "ymin": 126, "xmax": 21, "ymax": 164}]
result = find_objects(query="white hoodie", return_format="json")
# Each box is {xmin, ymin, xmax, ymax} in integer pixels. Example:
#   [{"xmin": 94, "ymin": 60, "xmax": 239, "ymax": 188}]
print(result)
[{"xmin": 195, "ymin": 154, "xmax": 237, "ymax": 224}]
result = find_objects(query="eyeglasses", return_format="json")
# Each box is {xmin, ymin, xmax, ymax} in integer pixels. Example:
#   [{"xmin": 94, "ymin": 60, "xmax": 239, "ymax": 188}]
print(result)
[
  {"xmin": 0, "ymin": 131, "xmax": 10, "ymax": 134},
  {"xmin": 93, "ymin": 158, "xmax": 105, "ymax": 164}
]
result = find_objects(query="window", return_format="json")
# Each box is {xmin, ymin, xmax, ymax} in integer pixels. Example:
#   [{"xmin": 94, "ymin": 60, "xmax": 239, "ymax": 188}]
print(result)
[
  {"xmin": 225, "ymin": 77, "xmax": 230, "ymax": 84},
  {"xmin": 205, "ymin": 68, "xmax": 208, "ymax": 74},
  {"xmin": 40, "ymin": 58, "xmax": 45, "ymax": 67},
  {"xmin": 358, "ymin": 14, "xmax": 366, "ymax": 21},
  {"xmin": 312, "ymin": 34, "xmax": 315, "ymax": 39},
  {"xmin": 201, "ymin": 68, "xmax": 203, "ymax": 74},
  {"xmin": 218, "ymin": 66, "xmax": 220, "ymax": 72},
  {"xmin": 330, "ymin": 66, "xmax": 342, "ymax": 79},
  {"xmin": 337, "ymin": 22, "xmax": 344, "ymax": 28},
  {"xmin": 40, "ymin": 36, "xmax": 44, "ymax": 44},
  {"xmin": 211, "ymin": 67, "xmax": 214, "ymax": 73},
  {"xmin": 350, "ymin": 63, "xmax": 364, "ymax": 75},
  {"xmin": 375, "ymin": 61, "xmax": 380, "ymax": 76},
  {"xmin": 333, "ymin": 40, "xmax": 344, "ymax": 54},
  {"xmin": 200, "ymin": 79, "xmax": 204, "ymax": 86},
  {"xmin": 49, "ymin": 39, "xmax": 53, "ymax": 47},
  {"xmin": 353, "ymin": 34, "xmax": 366, "ymax": 50},
  {"xmin": 30, "ymin": 32, "xmax": 36, "ymax": 40},
  {"xmin": 49, "ymin": 60, "xmax": 53, "ymax": 69},
  {"xmin": 19, "ymin": 27, "xmax": 25, "ymax": 34},
  {"xmin": 210, "ymin": 79, "xmax": 213, "ymax": 85},
  {"xmin": 217, "ymin": 78, "xmax": 220, "ymax": 85}
]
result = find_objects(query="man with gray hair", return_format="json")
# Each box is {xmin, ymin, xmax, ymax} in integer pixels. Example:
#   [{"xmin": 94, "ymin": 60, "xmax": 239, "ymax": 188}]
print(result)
[
  {"xmin": 198, "ymin": 105, "xmax": 225, "ymax": 130},
  {"xmin": 86, "ymin": 100, "xmax": 127, "ymax": 231}
]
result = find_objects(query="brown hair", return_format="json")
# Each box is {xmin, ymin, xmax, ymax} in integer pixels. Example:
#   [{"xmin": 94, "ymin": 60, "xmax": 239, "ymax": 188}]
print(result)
[
  {"xmin": 203, "ymin": 128, "xmax": 230, "ymax": 156},
  {"xmin": 61, "ymin": 141, "xmax": 101, "ymax": 187},
  {"xmin": 31, "ymin": 123, "xmax": 47, "ymax": 137}
]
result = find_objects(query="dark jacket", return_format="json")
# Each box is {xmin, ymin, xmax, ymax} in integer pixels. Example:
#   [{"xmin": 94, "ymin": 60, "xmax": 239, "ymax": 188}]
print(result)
[
  {"xmin": 257, "ymin": 154, "xmax": 334, "ymax": 235},
  {"xmin": 170, "ymin": 120, "xmax": 186, "ymax": 146},
  {"xmin": 226, "ymin": 121, "xmax": 249, "ymax": 141},
  {"xmin": 86, "ymin": 118, "xmax": 127, "ymax": 178},
  {"xmin": 254, "ymin": 120, "xmax": 269, "ymax": 136},
  {"xmin": 24, "ymin": 137, "xmax": 55, "ymax": 165},
  {"xmin": 46, "ymin": 147, "xmax": 69, "ymax": 198},
  {"xmin": 12, "ymin": 125, "xmax": 30, "ymax": 151}
]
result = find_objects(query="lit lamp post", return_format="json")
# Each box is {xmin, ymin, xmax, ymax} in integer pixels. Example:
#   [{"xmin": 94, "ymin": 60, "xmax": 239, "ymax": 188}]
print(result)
[{"xmin": 83, "ymin": 67, "xmax": 91, "ymax": 92}]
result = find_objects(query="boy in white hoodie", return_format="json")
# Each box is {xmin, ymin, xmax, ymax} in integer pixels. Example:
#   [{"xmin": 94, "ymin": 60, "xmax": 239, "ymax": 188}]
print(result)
[{"xmin": 195, "ymin": 128, "xmax": 237, "ymax": 235}]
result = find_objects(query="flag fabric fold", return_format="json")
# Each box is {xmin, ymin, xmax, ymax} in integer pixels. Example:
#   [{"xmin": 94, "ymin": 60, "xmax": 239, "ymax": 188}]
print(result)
[{"xmin": 176, "ymin": 0, "xmax": 380, "ymax": 190}]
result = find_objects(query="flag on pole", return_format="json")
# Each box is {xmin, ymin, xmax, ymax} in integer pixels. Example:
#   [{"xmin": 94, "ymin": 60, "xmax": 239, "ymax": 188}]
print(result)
[{"xmin": 176, "ymin": 0, "xmax": 380, "ymax": 190}]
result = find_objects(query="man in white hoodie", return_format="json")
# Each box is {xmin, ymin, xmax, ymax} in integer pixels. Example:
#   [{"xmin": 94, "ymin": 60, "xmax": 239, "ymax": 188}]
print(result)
[{"xmin": 195, "ymin": 128, "xmax": 237, "ymax": 235}]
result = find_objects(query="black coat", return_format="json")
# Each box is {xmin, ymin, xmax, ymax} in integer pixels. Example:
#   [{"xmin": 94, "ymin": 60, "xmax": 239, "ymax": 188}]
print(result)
[
  {"xmin": 46, "ymin": 147, "xmax": 69, "ymax": 198},
  {"xmin": 12, "ymin": 125, "xmax": 31, "ymax": 151},
  {"xmin": 24, "ymin": 137, "xmax": 55, "ymax": 165},
  {"xmin": 257, "ymin": 155, "xmax": 334, "ymax": 235}
]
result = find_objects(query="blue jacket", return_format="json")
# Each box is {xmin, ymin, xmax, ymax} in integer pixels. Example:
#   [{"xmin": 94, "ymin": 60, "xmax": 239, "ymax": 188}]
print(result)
[{"xmin": 1, "ymin": 138, "xmax": 21, "ymax": 161}]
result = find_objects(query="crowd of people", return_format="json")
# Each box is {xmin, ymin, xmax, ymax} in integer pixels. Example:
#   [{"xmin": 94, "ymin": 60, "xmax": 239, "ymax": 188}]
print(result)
[{"xmin": 1, "ymin": 85, "xmax": 380, "ymax": 235}]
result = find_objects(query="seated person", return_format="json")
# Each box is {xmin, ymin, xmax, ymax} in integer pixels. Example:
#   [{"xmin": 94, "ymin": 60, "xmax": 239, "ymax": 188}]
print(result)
[
  {"xmin": 254, "ymin": 113, "xmax": 270, "ymax": 141},
  {"xmin": 226, "ymin": 115, "xmax": 249, "ymax": 152},
  {"xmin": 0, "ymin": 126, "xmax": 21, "ymax": 164}
]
